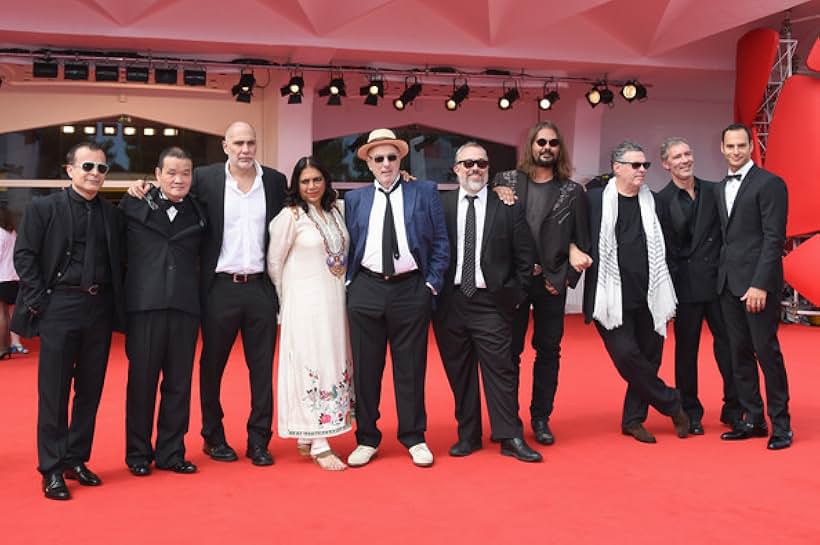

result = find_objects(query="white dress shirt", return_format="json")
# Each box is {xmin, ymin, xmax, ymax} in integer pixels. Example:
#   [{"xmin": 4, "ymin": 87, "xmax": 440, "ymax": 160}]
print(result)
[
  {"xmin": 0, "ymin": 228, "xmax": 19, "ymax": 282},
  {"xmin": 454, "ymin": 186, "xmax": 487, "ymax": 289},
  {"xmin": 361, "ymin": 177, "xmax": 419, "ymax": 274},
  {"xmin": 725, "ymin": 159, "xmax": 754, "ymax": 216},
  {"xmin": 215, "ymin": 160, "xmax": 267, "ymax": 274}
]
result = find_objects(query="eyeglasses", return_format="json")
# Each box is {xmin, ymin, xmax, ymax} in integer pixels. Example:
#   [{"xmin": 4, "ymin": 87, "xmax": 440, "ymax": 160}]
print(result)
[
  {"xmin": 370, "ymin": 154, "xmax": 398, "ymax": 164},
  {"xmin": 615, "ymin": 160, "xmax": 651, "ymax": 170},
  {"xmin": 79, "ymin": 161, "xmax": 110, "ymax": 174},
  {"xmin": 535, "ymin": 138, "xmax": 560, "ymax": 148},
  {"xmin": 456, "ymin": 159, "xmax": 489, "ymax": 169}
]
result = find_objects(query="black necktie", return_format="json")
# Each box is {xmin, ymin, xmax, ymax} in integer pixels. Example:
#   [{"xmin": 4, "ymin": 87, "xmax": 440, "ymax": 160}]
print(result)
[
  {"xmin": 461, "ymin": 195, "xmax": 477, "ymax": 297},
  {"xmin": 380, "ymin": 183, "xmax": 400, "ymax": 275},
  {"xmin": 80, "ymin": 201, "xmax": 96, "ymax": 289},
  {"xmin": 723, "ymin": 173, "xmax": 742, "ymax": 181}
]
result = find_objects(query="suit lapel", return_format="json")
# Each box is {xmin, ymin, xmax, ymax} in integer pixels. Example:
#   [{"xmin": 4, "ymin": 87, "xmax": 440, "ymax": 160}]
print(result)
[
  {"xmin": 443, "ymin": 190, "xmax": 459, "ymax": 269},
  {"xmin": 213, "ymin": 170, "xmax": 226, "ymax": 250},
  {"xmin": 481, "ymin": 192, "xmax": 498, "ymax": 255},
  {"xmin": 689, "ymin": 178, "xmax": 711, "ymax": 249},
  {"xmin": 261, "ymin": 170, "xmax": 276, "ymax": 225},
  {"xmin": 716, "ymin": 178, "xmax": 729, "ymax": 227},
  {"xmin": 729, "ymin": 165, "xmax": 758, "ymax": 225},
  {"xmin": 401, "ymin": 180, "xmax": 416, "ymax": 234}
]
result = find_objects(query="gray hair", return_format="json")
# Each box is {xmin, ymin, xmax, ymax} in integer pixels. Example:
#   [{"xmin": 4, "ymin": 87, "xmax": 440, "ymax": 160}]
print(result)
[
  {"xmin": 611, "ymin": 141, "xmax": 644, "ymax": 165},
  {"xmin": 454, "ymin": 141, "xmax": 487, "ymax": 163},
  {"xmin": 659, "ymin": 137, "xmax": 690, "ymax": 161}
]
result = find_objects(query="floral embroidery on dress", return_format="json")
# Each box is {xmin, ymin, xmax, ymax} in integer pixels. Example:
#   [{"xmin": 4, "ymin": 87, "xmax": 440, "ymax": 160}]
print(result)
[{"xmin": 302, "ymin": 367, "xmax": 353, "ymax": 428}]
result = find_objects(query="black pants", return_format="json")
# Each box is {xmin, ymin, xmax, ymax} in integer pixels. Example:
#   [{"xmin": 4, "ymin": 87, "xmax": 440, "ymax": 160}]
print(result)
[
  {"xmin": 511, "ymin": 282, "xmax": 566, "ymax": 422},
  {"xmin": 673, "ymin": 298, "xmax": 740, "ymax": 424},
  {"xmin": 199, "ymin": 276, "xmax": 277, "ymax": 448},
  {"xmin": 594, "ymin": 306, "xmax": 680, "ymax": 428},
  {"xmin": 347, "ymin": 272, "xmax": 432, "ymax": 448},
  {"xmin": 433, "ymin": 290, "xmax": 523, "ymax": 442},
  {"xmin": 37, "ymin": 289, "xmax": 113, "ymax": 475},
  {"xmin": 720, "ymin": 290, "xmax": 791, "ymax": 435},
  {"xmin": 126, "ymin": 309, "xmax": 199, "ymax": 467}
]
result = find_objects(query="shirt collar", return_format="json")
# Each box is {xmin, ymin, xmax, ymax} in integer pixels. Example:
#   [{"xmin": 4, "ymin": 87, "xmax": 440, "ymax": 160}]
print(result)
[
  {"xmin": 374, "ymin": 175, "xmax": 401, "ymax": 193},
  {"xmin": 728, "ymin": 160, "xmax": 754, "ymax": 181},
  {"xmin": 458, "ymin": 184, "xmax": 487, "ymax": 203},
  {"xmin": 224, "ymin": 160, "xmax": 263, "ymax": 189}
]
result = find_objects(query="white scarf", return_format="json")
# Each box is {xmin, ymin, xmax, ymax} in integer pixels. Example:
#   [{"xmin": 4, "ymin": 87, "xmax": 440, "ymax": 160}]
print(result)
[{"xmin": 592, "ymin": 179, "xmax": 677, "ymax": 337}]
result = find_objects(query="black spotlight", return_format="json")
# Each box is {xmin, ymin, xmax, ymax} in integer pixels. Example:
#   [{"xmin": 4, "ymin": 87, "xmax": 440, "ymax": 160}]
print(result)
[
  {"xmin": 360, "ymin": 79, "xmax": 384, "ymax": 106},
  {"xmin": 183, "ymin": 69, "xmax": 207, "ymax": 86},
  {"xmin": 232, "ymin": 72, "xmax": 256, "ymax": 103},
  {"xmin": 319, "ymin": 76, "xmax": 346, "ymax": 106},
  {"xmin": 155, "ymin": 68, "xmax": 178, "ymax": 85},
  {"xmin": 280, "ymin": 74, "xmax": 304, "ymax": 104},
  {"xmin": 63, "ymin": 63, "xmax": 89, "ymax": 81},
  {"xmin": 393, "ymin": 81, "xmax": 422, "ymax": 111},
  {"xmin": 445, "ymin": 83, "xmax": 469, "ymax": 111},
  {"xmin": 586, "ymin": 83, "xmax": 614, "ymax": 108},
  {"xmin": 95, "ymin": 64, "xmax": 120, "ymax": 82},
  {"xmin": 498, "ymin": 84, "xmax": 520, "ymax": 110},
  {"xmin": 33, "ymin": 60, "xmax": 58, "ymax": 78},
  {"xmin": 538, "ymin": 89, "xmax": 560, "ymax": 111},
  {"xmin": 620, "ymin": 80, "xmax": 647, "ymax": 102},
  {"xmin": 126, "ymin": 66, "xmax": 150, "ymax": 83}
]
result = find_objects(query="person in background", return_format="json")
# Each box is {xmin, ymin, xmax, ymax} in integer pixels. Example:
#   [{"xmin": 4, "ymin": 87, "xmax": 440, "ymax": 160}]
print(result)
[{"xmin": 0, "ymin": 206, "xmax": 19, "ymax": 359}]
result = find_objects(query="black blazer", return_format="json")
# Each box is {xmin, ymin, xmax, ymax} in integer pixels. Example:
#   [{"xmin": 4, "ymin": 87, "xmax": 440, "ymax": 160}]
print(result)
[
  {"xmin": 120, "ymin": 194, "xmax": 207, "ymax": 316},
  {"xmin": 190, "ymin": 162, "xmax": 287, "ymax": 295},
  {"xmin": 437, "ymin": 189, "xmax": 535, "ymax": 319},
  {"xmin": 655, "ymin": 177, "xmax": 722, "ymax": 303},
  {"xmin": 492, "ymin": 170, "xmax": 589, "ymax": 293},
  {"xmin": 11, "ymin": 189, "xmax": 126, "ymax": 337},
  {"xmin": 716, "ymin": 164, "xmax": 787, "ymax": 297}
]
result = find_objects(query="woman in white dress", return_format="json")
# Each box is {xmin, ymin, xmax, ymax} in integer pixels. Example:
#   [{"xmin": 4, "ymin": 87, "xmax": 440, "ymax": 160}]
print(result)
[{"xmin": 267, "ymin": 157, "xmax": 352, "ymax": 471}]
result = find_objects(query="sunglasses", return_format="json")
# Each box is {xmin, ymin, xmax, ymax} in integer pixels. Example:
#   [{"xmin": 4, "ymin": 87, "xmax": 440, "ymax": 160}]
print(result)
[
  {"xmin": 615, "ymin": 160, "xmax": 651, "ymax": 170},
  {"xmin": 535, "ymin": 138, "xmax": 560, "ymax": 148},
  {"xmin": 456, "ymin": 159, "xmax": 489, "ymax": 169},
  {"xmin": 79, "ymin": 161, "xmax": 110, "ymax": 174},
  {"xmin": 370, "ymin": 154, "xmax": 398, "ymax": 164}
]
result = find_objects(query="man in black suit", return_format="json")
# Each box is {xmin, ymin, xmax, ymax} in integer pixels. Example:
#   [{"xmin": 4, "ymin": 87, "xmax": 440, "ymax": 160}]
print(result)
[
  {"xmin": 13, "ymin": 141, "xmax": 125, "ymax": 500},
  {"xmin": 121, "ymin": 147, "xmax": 206, "ymax": 476},
  {"xmin": 491, "ymin": 121, "xmax": 590, "ymax": 446},
  {"xmin": 433, "ymin": 142, "xmax": 541, "ymax": 463},
  {"xmin": 716, "ymin": 123, "xmax": 792, "ymax": 450},
  {"xmin": 655, "ymin": 138, "xmax": 739, "ymax": 434}
]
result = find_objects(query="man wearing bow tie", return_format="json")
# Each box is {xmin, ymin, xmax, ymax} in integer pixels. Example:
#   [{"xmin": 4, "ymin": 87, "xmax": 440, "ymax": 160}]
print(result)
[
  {"xmin": 120, "ymin": 147, "xmax": 206, "ymax": 476},
  {"xmin": 716, "ymin": 123, "xmax": 792, "ymax": 450}
]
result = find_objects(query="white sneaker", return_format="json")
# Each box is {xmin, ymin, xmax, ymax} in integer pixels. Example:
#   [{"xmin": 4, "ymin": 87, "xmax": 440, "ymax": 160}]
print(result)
[
  {"xmin": 408, "ymin": 442, "xmax": 434, "ymax": 467},
  {"xmin": 347, "ymin": 445, "xmax": 378, "ymax": 467}
]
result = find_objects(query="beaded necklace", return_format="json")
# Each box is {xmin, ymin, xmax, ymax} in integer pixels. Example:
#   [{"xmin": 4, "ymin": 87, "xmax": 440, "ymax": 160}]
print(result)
[{"xmin": 306, "ymin": 204, "xmax": 347, "ymax": 277}]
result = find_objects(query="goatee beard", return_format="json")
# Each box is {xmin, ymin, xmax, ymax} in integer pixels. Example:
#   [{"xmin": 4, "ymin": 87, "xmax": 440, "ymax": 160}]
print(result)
[{"xmin": 534, "ymin": 156, "xmax": 555, "ymax": 168}]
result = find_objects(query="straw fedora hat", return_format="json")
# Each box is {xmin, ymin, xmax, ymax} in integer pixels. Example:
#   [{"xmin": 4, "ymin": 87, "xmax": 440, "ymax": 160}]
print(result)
[{"xmin": 356, "ymin": 128, "xmax": 409, "ymax": 161}]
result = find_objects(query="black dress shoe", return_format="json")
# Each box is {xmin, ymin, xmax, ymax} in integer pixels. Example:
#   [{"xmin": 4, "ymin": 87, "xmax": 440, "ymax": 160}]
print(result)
[
  {"xmin": 622, "ymin": 424, "xmax": 657, "ymax": 443},
  {"xmin": 158, "ymin": 460, "xmax": 198, "ymax": 474},
  {"xmin": 532, "ymin": 419, "xmax": 555, "ymax": 446},
  {"xmin": 203, "ymin": 442, "xmax": 238, "ymax": 462},
  {"xmin": 42, "ymin": 472, "xmax": 71, "ymax": 500},
  {"xmin": 448, "ymin": 439, "xmax": 482, "ymax": 457},
  {"xmin": 720, "ymin": 422, "xmax": 768, "ymax": 440},
  {"xmin": 500, "ymin": 437, "xmax": 542, "ymax": 463},
  {"xmin": 671, "ymin": 407, "xmax": 690, "ymax": 438},
  {"xmin": 246, "ymin": 445, "xmax": 274, "ymax": 466},
  {"xmin": 128, "ymin": 462, "xmax": 151, "ymax": 476},
  {"xmin": 767, "ymin": 431, "xmax": 793, "ymax": 450},
  {"xmin": 63, "ymin": 463, "xmax": 102, "ymax": 486},
  {"xmin": 689, "ymin": 421, "xmax": 704, "ymax": 435}
]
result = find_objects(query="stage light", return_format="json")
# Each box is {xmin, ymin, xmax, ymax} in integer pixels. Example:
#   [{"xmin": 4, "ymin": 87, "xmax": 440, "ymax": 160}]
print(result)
[
  {"xmin": 126, "ymin": 66, "xmax": 150, "ymax": 83},
  {"xmin": 154, "ymin": 68, "xmax": 178, "ymax": 85},
  {"xmin": 144, "ymin": 127, "xmax": 156, "ymax": 136},
  {"xmin": 123, "ymin": 127, "xmax": 137, "ymax": 136},
  {"xmin": 319, "ymin": 76, "xmax": 347, "ymax": 105},
  {"xmin": 280, "ymin": 73, "xmax": 304, "ymax": 104},
  {"xmin": 360, "ymin": 79, "xmax": 384, "ymax": 106},
  {"xmin": 445, "ymin": 83, "xmax": 469, "ymax": 111},
  {"xmin": 620, "ymin": 80, "xmax": 647, "ymax": 102},
  {"xmin": 83, "ymin": 126, "xmax": 96, "ymax": 135},
  {"xmin": 393, "ymin": 80, "xmax": 422, "ymax": 111},
  {"xmin": 232, "ymin": 72, "xmax": 256, "ymax": 103},
  {"xmin": 586, "ymin": 83, "xmax": 614, "ymax": 108},
  {"xmin": 95, "ymin": 65, "xmax": 120, "ymax": 82},
  {"xmin": 33, "ymin": 60, "xmax": 58, "ymax": 78},
  {"xmin": 498, "ymin": 83, "xmax": 520, "ymax": 110},
  {"xmin": 163, "ymin": 128, "xmax": 179, "ymax": 136},
  {"xmin": 183, "ymin": 69, "xmax": 207, "ymax": 86},
  {"xmin": 538, "ymin": 86, "xmax": 560, "ymax": 111},
  {"xmin": 61, "ymin": 126, "xmax": 75, "ymax": 134},
  {"xmin": 64, "ymin": 63, "xmax": 89, "ymax": 81},
  {"xmin": 103, "ymin": 126, "xmax": 117, "ymax": 135}
]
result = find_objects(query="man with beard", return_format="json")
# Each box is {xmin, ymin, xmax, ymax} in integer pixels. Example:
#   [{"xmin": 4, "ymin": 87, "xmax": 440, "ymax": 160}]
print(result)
[{"xmin": 491, "ymin": 121, "xmax": 591, "ymax": 446}]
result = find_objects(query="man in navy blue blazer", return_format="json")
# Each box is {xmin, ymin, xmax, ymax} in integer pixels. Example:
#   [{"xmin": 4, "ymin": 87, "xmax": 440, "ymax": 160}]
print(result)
[{"xmin": 344, "ymin": 128, "xmax": 449, "ymax": 468}]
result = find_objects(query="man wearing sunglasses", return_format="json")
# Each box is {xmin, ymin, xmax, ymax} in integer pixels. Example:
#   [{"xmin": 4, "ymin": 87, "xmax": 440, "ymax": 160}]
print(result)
[
  {"xmin": 13, "ymin": 141, "xmax": 126, "ymax": 499},
  {"xmin": 345, "ymin": 128, "xmax": 448, "ymax": 468},
  {"xmin": 432, "ymin": 142, "xmax": 541, "ymax": 462},
  {"xmin": 490, "ymin": 121, "xmax": 590, "ymax": 446},
  {"xmin": 654, "ymin": 138, "xmax": 739, "ymax": 435},
  {"xmin": 582, "ymin": 141, "xmax": 689, "ymax": 443}
]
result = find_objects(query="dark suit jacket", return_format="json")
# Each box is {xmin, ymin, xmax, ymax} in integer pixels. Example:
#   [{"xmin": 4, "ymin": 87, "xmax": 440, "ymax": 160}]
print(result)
[
  {"xmin": 655, "ymin": 177, "xmax": 722, "ymax": 303},
  {"xmin": 11, "ymin": 189, "xmax": 126, "ymax": 337},
  {"xmin": 190, "ymin": 162, "xmax": 287, "ymax": 297},
  {"xmin": 344, "ymin": 179, "xmax": 449, "ymax": 293},
  {"xmin": 492, "ymin": 170, "xmax": 589, "ymax": 294},
  {"xmin": 581, "ymin": 187, "xmax": 671, "ymax": 324},
  {"xmin": 437, "ymin": 189, "xmax": 535, "ymax": 319},
  {"xmin": 716, "ymin": 164, "xmax": 787, "ymax": 297},
  {"xmin": 120, "ymin": 194, "xmax": 207, "ymax": 316}
]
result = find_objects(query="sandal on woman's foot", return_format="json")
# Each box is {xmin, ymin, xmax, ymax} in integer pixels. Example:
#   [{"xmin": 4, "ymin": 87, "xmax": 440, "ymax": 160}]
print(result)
[
  {"xmin": 312, "ymin": 450, "xmax": 347, "ymax": 471},
  {"xmin": 296, "ymin": 443, "xmax": 311, "ymax": 457},
  {"xmin": 11, "ymin": 344, "xmax": 28, "ymax": 354}
]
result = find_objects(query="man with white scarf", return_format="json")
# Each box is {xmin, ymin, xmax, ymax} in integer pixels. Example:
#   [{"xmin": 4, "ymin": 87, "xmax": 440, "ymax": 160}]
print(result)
[{"xmin": 581, "ymin": 141, "xmax": 690, "ymax": 443}]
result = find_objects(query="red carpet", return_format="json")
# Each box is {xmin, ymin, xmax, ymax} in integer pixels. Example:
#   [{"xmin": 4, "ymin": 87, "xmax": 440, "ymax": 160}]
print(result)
[{"xmin": 2, "ymin": 315, "xmax": 818, "ymax": 544}]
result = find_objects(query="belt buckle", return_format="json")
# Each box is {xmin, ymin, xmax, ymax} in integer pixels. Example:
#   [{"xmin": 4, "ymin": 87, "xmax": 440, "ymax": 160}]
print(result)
[
  {"xmin": 232, "ymin": 273, "xmax": 248, "ymax": 284},
  {"xmin": 382, "ymin": 274, "xmax": 390, "ymax": 281},
  {"xmin": 87, "ymin": 284, "xmax": 100, "ymax": 295}
]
